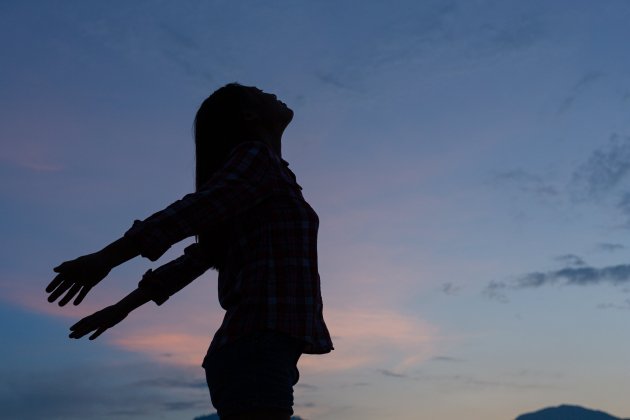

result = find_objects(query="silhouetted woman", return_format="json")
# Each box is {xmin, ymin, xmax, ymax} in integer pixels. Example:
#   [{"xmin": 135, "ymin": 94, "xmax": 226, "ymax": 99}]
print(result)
[{"xmin": 46, "ymin": 83, "xmax": 333, "ymax": 420}]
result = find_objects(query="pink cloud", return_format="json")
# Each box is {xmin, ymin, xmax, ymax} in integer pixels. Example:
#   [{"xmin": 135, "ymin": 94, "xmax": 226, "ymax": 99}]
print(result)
[
  {"xmin": 110, "ymin": 331, "xmax": 209, "ymax": 366},
  {"xmin": 105, "ymin": 305, "xmax": 440, "ymax": 376},
  {"xmin": 300, "ymin": 307, "xmax": 439, "ymax": 374},
  {"xmin": 7, "ymin": 274, "xmax": 441, "ymax": 376},
  {"xmin": 0, "ymin": 277, "xmax": 103, "ymax": 319},
  {"xmin": 0, "ymin": 139, "xmax": 64, "ymax": 172}
]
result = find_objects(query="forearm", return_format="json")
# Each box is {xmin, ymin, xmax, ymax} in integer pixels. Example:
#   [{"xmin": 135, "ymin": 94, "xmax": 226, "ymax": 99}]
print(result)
[
  {"xmin": 115, "ymin": 287, "xmax": 152, "ymax": 314},
  {"xmin": 137, "ymin": 244, "xmax": 212, "ymax": 306},
  {"xmin": 98, "ymin": 236, "xmax": 139, "ymax": 269}
]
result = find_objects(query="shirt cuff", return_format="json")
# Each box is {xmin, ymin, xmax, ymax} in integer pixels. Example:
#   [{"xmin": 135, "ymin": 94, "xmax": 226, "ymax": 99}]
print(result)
[
  {"xmin": 124, "ymin": 219, "xmax": 172, "ymax": 262},
  {"xmin": 138, "ymin": 269, "xmax": 170, "ymax": 306}
]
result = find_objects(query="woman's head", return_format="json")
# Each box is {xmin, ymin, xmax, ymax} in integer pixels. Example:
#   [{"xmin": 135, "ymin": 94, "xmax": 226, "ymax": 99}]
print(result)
[{"xmin": 194, "ymin": 83, "xmax": 293, "ymax": 190}]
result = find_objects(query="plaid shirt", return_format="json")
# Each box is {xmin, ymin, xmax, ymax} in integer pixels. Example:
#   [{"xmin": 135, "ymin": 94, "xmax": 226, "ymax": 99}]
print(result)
[{"xmin": 125, "ymin": 141, "xmax": 333, "ymax": 357}]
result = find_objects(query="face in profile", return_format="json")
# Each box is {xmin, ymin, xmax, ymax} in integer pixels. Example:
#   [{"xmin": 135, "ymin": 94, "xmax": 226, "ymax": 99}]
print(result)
[
  {"xmin": 244, "ymin": 86, "xmax": 294, "ymax": 136},
  {"xmin": 195, "ymin": 83, "xmax": 293, "ymax": 158}
]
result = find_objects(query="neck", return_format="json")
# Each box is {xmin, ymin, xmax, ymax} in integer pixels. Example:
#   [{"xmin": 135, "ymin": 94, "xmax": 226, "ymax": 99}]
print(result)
[
  {"xmin": 243, "ymin": 122, "xmax": 284, "ymax": 157},
  {"xmin": 253, "ymin": 129, "xmax": 282, "ymax": 157}
]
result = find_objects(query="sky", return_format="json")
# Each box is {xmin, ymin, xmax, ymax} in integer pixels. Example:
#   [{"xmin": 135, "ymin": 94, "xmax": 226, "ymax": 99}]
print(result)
[{"xmin": 2, "ymin": 1, "xmax": 630, "ymax": 419}]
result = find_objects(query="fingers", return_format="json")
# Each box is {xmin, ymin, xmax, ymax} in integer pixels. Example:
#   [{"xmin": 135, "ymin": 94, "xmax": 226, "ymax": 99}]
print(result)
[
  {"xmin": 69, "ymin": 317, "xmax": 93, "ymax": 339},
  {"xmin": 89, "ymin": 327, "xmax": 107, "ymax": 340},
  {"xmin": 69, "ymin": 322, "xmax": 107, "ymax": 340},
  {"xmin": 73, "ymin": 286, "xmax": 91, "ymax": 306},
  {"xmin": 53, "ymin": 261, "xmax": 68, "ymax": 273},
  {"xmin": 69, "ymin": 325, "xmax": 88, "ymax": 339},
  {"xmin": 46, "ymin": 273, "xmax": 65, "ymax": 293},
  {"xmin": 69, "ymin": 329, "xmax": 84, "ymax": 339},
  {"xmin": 47, "ymin": 278, "xmax": 74, "ymax": 303},
  {"xmin": 69, "ymin": 328, "xmax": 106, "ymax": 339},
  {"xmin": 58, "ymin": 284, "xmax": 82, "ymax": 306},
  {"xmin": 69, "ymin": 318, "xmax": 86, "ymax": 334}
]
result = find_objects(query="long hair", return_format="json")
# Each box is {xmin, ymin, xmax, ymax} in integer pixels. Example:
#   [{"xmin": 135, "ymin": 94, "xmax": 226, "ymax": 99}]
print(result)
[{"xmin": 193, "ymin": 83, "xmax": 257, "ymax": 270}]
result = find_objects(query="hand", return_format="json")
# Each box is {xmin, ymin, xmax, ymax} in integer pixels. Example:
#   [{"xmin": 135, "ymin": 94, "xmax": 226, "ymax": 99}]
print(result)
[
  {"xmin": 46, "ymin": 252, "xmax": 112, "ymax": 306},
  {"xmin": 69, "ymin": 305, "xmax": 128, "ymax": 340}
]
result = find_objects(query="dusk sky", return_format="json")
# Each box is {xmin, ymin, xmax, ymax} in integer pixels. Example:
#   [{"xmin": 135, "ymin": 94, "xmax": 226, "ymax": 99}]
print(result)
[{"xmin": 3, "ymin": 1, "xmax": 630, "ymax": 419}]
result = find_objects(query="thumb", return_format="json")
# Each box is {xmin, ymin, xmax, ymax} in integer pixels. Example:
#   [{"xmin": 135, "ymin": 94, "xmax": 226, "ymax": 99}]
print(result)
[{"xmin": 53, "ymin": 262, "xmax": 67, "ymax": 272}]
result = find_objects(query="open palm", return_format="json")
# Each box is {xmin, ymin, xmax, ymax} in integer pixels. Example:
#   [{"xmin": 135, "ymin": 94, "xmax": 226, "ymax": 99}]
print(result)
[{"xmin": 46, "ymin": 253, "xmax": 111, "ymax": 306}]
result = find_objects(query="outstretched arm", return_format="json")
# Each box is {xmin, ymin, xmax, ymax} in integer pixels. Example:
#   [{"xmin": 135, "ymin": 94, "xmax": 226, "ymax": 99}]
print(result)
[
  {"xmin": 49, "ymin": 141, "xmax": 272, "ymax": 306},
  {"xmin": 69, "ymin": 244, "xmax": 212, "ymax": 340},
  {"xmin": 69, "ymin": 287, "xmax": 150, "ymax": 340}
]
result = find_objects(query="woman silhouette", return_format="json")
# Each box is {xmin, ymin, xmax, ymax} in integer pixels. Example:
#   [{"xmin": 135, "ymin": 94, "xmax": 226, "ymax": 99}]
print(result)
[{"xmin": 46, "ymin": 83, "xmax": 333, "ymax": 420}]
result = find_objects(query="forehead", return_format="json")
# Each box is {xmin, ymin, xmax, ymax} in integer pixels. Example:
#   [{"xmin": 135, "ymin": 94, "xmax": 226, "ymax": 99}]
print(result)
[
  {"xmin": 243, "ymin": 85, "xmax": 267, "ymax": 95},
  {"xmin": 240, "ymin": 86, "xmax": 269, "ymax": 103}
]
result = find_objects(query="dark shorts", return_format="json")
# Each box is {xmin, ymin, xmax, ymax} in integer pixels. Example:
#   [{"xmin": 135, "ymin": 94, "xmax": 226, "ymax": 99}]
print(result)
[{"xmin": 203, "ymin": 330, "xmax": 304, "ymax": 418}]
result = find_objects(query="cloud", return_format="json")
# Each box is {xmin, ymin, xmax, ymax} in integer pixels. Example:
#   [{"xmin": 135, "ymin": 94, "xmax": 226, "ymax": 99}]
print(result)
[
  {"xmin": 0, "ymin": 361, "xmax": 210, "ymax": 420},
  {"xmin": 378, "ymin": 369, "xmax": 409, "ymax": 379},
  {"xmin": 7, "ymin": 253, "xmax": 440, "ymax": 378},
  {"xmin": 483, "ymin": 280, "xmax": 510, "ymax": 303},
  {"xmin": 0, "ymin": 141, "xmax": 65, "ymax": 172},
  {"xmin": 491, "ymin": 169, "xmax": 560, "ymax": 200},
  {"xmin": 441, "ymin": 282, "xmax": 461, "ymax": 296},
  {"xmin": 596, "ymin": 298, "xmax": 630, "ymax": 311},
  {"xmin": 112, "ymin": 332, "xmax": 210, "ymax": 366},
  {"xmin": 132, "ymin": 377, "xmax": 207, "ymax": 389},
  {"xmin": 295, "ymin": 383, "xmax": 319, "ymax": 390},
  {"xmin": 553, "ymin": 254, "xmax": 586, "ymax": 267},
  {"xmin": 616, "ymin": 192, "xmax": 630, "ymax": 224},
  {"xmin": 2, "ymin": 273, "xmax": 224, "ymax": 367},
  {"xmin": 441, "ymin": 375, "xmax": 551, "ymax": 390},
  {"xmin": 156, "ymin": 22, "xmax": 218, "ymax": 83},
  {"xmin": 22, "ymin": 294, "xmax": 441, "ymax": 377},
  {"xmin": 299, "ymin": 308, "xmax": 439, "ymax": 374},
  {"xmin": 470, "ymin": 10, "xmax": 545, "ymax": 56},
  {"xmin": 491, "ymin": 134, "xmax": 630, "ymax": 228},
  {"xmin": 315, "ymin": 72, "xmax": 360, "ymax": 92},
  {"xmin": 431, "ymin": 356, "xmax": 464, "ymax": 363},
  {"xmin": 570, "ymin": 134, "xmax": 630, "ymax": 200},
  {"xmin": 0, "ymin": 276, "xmax": 111, "ymax": 320},
  {"xmin": 163, "ymin": 400, "xmax": 208, "ymax": 411},
  {"xmin": 492, "ymin": 135, "xmax": 630, "ymax": 228},
  {"xmin": 558, "ymin": 72, "xmax": 603, "ymax": 114},
  {"xmin": 307, "ymin": 0, "xmax": 548, "ymax": 96},
  {"xmin": 484, "ymin": 263, "xmax": 630, "ymax": 300},
  {"xmin": 386, "ymin": 371, "xmax": 554, "ymax": 391},
  {"xmin": 597, "ymin": 243, "xmax": 625, "ymax": 252},
  {"xmin": 517, "ymin": 264, "xmax": 630, "ymax": 287}
]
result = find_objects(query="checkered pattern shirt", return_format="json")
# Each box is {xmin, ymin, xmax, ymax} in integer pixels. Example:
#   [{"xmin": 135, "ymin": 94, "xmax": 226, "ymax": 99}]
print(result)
[{"xmin": 124, "ymin": 141, "xmax": 333, "ymax": 356}]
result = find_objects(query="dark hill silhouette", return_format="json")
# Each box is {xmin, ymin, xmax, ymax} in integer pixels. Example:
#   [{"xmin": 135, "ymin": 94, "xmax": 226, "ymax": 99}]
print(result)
[
  {"xmin": 516, "ymin": 404, "xmax": 629, "ymax": 420},
  {"xmin": 194, "ymin": 414, "xmax": 304, "ymax": 420}
]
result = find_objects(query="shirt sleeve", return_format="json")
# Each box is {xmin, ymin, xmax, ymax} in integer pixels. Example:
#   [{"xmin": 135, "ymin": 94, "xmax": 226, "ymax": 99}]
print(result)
[
  {"xmin": 137, "ymin": 243, "xmax": 212, "ymax": 305},
  {"xmin": 124, "ymin": 141, "xmax": 273, "ymax": 261}
]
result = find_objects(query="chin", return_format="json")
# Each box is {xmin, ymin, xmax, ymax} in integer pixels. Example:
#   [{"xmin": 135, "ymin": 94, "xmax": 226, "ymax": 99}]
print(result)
[
  {"xmin": 285, "ymin": 107, "xmax": 294, "ymax": 122},
  {"xmin": 278, "ymin": 105, "xmax": 293, "ymax": 127}
]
